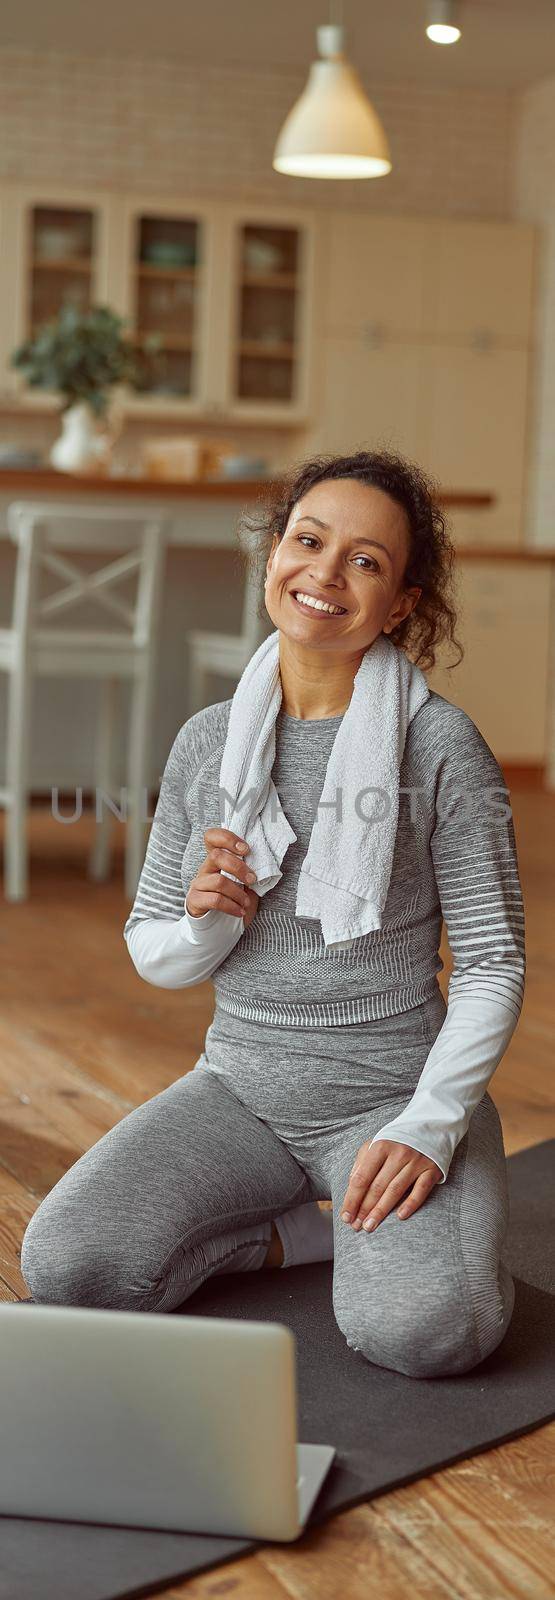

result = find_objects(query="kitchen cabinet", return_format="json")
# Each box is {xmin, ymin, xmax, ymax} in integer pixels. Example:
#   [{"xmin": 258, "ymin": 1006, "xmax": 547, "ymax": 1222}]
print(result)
[
  {"xmin": 424, "ymin": 219, "xmax": 537, "ymax": 345},
  {"xmin": 318, "ymin": 212, "xmax": 536, "ymax": 349},
  {"xmin": 0, "ymin": 182, "xmax": 115, "ymax": 408},
  {"xmin": 116, "ymin": 200, "xmax": 318, "ymax": 423},
  {"xmin": 321, "ymin": 215, "xmax": 431, "ymax": 338},
  {"xmin": 0, "ymin": 183, "xmax": 318, "ymax": 427},
  {"xmin": 417, "ymin": 345, "xmax": 531, "ymax": 542},
  {"xmin": 217, "ymin": 207, "xmax": 317, "ymax": 423},
  {"xmin": 417, "ymin": 219, "xmax": 538, "ymax": 545},
  {"xmin": 111, "ymin": 194, "xmax": 216, "ymax": 414},
  {"xmin": 426, "ymin": 558, "xmax": 552, "ymax": 763},
  {"xmin": 315, "ymin": 338, "xmax": 427, "ymax": 461},
  {"xmin": 306, "ymin": 210, "xmax": 538, "ymax": 548}
]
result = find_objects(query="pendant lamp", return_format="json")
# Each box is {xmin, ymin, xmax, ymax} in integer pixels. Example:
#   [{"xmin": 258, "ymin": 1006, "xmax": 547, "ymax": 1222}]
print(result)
[
  {"xmin": 273, "ymin": 24, "xmax": 392, "ymax": 181},
  {"xmin": 426, "ymin": 0, "xmax": 461, "ymax": 45}
]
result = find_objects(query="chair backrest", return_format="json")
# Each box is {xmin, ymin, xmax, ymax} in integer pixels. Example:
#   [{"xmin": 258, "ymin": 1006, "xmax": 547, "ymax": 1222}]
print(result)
[
  {"xmin": 239, "ymin": 551, "xmax": 269, "ymax": 654},
  {"xmin": 6, "ymin": 500, "xmax": 169, "ymax": 649}
]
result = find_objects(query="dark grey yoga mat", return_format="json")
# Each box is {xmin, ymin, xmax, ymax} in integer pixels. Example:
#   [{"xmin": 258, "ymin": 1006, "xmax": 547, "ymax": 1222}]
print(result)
[{"xmin": 2, "ymin": 1137, "xmax": 554, "ymax": 1600}]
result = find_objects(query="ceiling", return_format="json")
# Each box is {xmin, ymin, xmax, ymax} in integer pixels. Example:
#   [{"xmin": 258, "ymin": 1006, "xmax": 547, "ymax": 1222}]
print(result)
[{"xmin": 3, "ymin": 0, "xmax": 555, "ymax": 92}]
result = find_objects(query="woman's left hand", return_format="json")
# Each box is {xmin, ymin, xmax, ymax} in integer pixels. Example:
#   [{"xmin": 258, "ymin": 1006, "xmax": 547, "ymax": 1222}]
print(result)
[{"xmin": 340, "ymin": 1138, "xmax": 443, "ymax": 1231}]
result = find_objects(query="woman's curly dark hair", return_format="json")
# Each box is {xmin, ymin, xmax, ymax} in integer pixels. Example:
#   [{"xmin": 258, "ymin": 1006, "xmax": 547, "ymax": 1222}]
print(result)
[{"xmin": 235, "ymin": 447, "xmax": 464, "ymax": 674}]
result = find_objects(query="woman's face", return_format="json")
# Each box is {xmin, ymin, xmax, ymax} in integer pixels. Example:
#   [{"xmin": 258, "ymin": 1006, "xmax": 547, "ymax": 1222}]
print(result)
[{"xmin": 264, "ymin": 477, "xmax": 422, "ymax": 655}]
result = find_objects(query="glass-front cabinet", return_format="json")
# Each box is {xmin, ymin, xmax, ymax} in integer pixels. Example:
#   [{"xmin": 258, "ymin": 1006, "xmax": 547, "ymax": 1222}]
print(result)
[
  {"xmin": 0, "ymin": 185, "xmax": 317, "ymax": 424},
  {"xmin": 119, "ymin": 199, "xmax": 316, "ymax": 423},
  {"xmin": 29, "ymin": 205, "xmax": 95, "ymax": 331},
  {"xmin": 116, "ymin": 197, "xmax": 214, "ymax": 414},
  {"xmin": 132, "ymin": 214, "xmax": 200, "ymax": 400},
  {"xmin": 3, "ymin": 184, "xmax": 113, "ymax": 408},
  {"xmin": 222, "ymin": 213, "xmax": 315, "ymax": 420}
]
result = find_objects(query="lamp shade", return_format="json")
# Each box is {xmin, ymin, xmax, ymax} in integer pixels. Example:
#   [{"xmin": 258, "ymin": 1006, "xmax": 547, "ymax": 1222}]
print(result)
[
  {"xmin": 273, "ymin": 29, "xmax": 392, "ymax": 180},
  {"xmin": 426, "ymin": 0, "xmax": 461, "ymax": 43}
]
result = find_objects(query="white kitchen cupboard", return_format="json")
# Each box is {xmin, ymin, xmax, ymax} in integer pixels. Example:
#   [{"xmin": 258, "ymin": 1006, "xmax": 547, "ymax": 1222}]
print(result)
[
  {"xmin": 314, "ymin": 338, "xmax": 428, "ymax": 462},
  {"xmin": 304, "ymin": 213, "xmax": 433, "ymax": 464},
  {"xmin": 426, "ymin": 219, "xmax": 537, "ymax": 346},
  {"xmin": 0, "ymin": 183, "xmax": 318, "ymax": 427},
  {"xmin": 320, "ymin": 215, "xmax": 432, "ymax": 339},
  {"xmin": 425, "ymin": 559, "xmax": 552, "ymax": 765},
  {"xmin": 305, "ymin": 210, "xmax": 538, "ymax": 548},
  {"xmin": 418, "ymin": 345, "xmax": 531, "ymax": 543},
  {"xmin": 417, "ymin": 219, "xmax": 538, "ymax": 546},
  {"xmin": 0, "ymin": 182, "xmax": 116, "ymax": 410}
]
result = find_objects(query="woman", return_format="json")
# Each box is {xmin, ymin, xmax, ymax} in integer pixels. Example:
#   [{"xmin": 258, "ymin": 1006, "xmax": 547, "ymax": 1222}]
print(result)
[{"xmin": 21, "ymin": 449, "xmax": 525, "ymax": 1379}]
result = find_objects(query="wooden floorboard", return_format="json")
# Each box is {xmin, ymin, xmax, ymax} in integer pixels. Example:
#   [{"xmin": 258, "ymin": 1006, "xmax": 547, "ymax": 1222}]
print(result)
[{"xmin": 1, "ymin": 791, "xmax": 553, "ymax": 1598}]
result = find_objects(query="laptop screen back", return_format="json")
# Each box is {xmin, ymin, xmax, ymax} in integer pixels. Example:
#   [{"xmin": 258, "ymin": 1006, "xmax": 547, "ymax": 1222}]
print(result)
[{"xmin": 0, "ymin": 1305, "xmax": 302, "ymax": 1541}]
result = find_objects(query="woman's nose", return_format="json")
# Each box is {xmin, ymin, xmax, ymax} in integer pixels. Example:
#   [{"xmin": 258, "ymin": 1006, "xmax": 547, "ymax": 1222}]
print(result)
[{"xmin": 310, "ymin": 565, "xmax": 345, "ymax": 589}]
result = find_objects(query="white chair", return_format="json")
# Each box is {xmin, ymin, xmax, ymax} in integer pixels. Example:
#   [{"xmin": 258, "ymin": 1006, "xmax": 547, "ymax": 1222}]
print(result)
[
  {"xmin": 186, "ymin": 553, "xmax": 268, "ymax": 716},
  {"xmin": 0, "ymin": 500, "xmax": 169, "ymax": 903}
]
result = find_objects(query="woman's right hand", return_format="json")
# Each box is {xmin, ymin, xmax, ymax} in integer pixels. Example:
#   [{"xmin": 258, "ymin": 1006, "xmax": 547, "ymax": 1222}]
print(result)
[{"xmin": 185, "ymin": 828, "xmax": 259, "ymax": 927}]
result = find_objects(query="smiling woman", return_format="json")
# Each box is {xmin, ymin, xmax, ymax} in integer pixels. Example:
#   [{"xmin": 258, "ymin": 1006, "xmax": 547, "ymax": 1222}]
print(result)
[
  {"xmin": 21, "ymin": 444, "xmax": 525, "ymax": 1386},
  {"xmin": 236, "ymin": 447, "xmax": 464, "ymax": 721}
]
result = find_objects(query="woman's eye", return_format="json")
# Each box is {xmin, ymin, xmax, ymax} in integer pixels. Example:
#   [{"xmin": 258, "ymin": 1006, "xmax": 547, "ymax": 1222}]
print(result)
[{"xmin": 296, "ymin": 534, "xmax": 377, "ymax": 571}]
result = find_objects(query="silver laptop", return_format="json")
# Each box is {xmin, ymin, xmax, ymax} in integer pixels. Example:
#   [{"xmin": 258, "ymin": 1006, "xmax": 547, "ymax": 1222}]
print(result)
[{"xmin": 0, "ymin": 1304, "xmax": 335, "ymax": 1542}]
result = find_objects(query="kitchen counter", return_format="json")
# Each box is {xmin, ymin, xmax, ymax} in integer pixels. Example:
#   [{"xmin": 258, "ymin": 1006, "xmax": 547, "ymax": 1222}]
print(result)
[
  {"xmin": 0, "ymin": 467, "xmax": 554, "ymax": 790},
  {"xmin": 1, "ymin": 470, "xmax": 553, "ymax": 560},
  {"xmin": 0, "ymin": 467, "xmax": 496, "ymax": 505}
]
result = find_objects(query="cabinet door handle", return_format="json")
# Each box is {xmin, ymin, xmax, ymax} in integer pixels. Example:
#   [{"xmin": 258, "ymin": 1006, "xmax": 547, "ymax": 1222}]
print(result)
[
  {"xmin": 469, "ymin": 328, "xmax": 496, "ymax": 351},
  {"xmin": 361, "ymin": 322, "xmax": 386, "ymax": 348}
]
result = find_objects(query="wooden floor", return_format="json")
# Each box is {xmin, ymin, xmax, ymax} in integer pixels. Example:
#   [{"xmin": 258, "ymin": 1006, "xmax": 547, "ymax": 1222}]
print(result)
[{"xmin": 1, "ymin": 792, "xmax": 554, "ymax": 1599}]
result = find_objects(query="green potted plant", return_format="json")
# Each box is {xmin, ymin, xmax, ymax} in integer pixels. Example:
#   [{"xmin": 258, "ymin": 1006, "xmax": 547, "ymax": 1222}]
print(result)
[{"xmin": 11, "ymin": 304, "xmax": 162, "ymax": 474}]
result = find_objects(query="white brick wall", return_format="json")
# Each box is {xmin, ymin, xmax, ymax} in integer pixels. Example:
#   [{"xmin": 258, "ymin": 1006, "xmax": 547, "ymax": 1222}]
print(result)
[{"xmin": 0, "ymin": 46, "xmax": 516, "ymax": 214}]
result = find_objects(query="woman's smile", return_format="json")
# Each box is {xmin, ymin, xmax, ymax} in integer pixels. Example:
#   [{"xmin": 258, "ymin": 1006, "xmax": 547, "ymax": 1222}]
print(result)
[{"xmin": 290, "ymin": 590, "xmax": 348, "ymax": 620}]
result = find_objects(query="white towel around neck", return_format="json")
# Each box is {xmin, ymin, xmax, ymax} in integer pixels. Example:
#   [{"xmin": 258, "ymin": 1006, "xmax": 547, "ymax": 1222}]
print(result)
[{"xmin": 218, "ymin": 627, "xmax": 430, "ymax": 950}]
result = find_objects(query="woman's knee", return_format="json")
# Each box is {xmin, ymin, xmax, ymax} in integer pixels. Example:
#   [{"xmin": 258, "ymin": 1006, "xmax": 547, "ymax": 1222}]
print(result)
[
  {"xmin": 20, "ymin": 1191, "xmax": 147, "ymax": 1311},
  {"xmin": 22, "ymin": 1206, "xmax": 90, "ymax": 1307},
  {"xmin": 334, "ymin": 1278, "xmax": 512, "ymax": 1379}
]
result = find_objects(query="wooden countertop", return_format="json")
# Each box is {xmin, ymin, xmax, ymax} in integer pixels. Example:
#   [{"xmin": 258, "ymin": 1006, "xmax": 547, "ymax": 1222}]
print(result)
[
  {"xmin": 0, "ymin": 469, "xmax": 554, "ymax": 558},
  {"xmin": 0, "ymin": 467, "xmax": 494, "ymax": 505}
]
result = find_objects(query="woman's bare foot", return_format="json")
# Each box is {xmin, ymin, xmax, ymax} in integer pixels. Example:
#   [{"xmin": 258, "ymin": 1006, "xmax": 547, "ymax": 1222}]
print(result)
[{"xmin": 263, "ymin": 1221, "xmax": 284, "ymax": 1268}]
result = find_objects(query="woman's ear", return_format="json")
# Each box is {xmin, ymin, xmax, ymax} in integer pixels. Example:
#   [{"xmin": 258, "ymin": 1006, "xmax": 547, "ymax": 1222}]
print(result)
[{"xmin": 266, "ymin": 536, "xmax": 278, "ymax": 582}]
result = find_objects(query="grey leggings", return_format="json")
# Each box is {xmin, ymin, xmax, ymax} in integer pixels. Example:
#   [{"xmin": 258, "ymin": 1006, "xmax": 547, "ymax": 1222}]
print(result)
[{"xmin": 20, "ymin": 991, "xmax": 515, "ymax": 1379}]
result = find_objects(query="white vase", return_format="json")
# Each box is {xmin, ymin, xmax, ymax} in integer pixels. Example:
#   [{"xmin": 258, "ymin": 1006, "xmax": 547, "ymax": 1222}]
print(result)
[{"xmin": 50, "ymin": 400, "xmax": 113, "ymax": 475}]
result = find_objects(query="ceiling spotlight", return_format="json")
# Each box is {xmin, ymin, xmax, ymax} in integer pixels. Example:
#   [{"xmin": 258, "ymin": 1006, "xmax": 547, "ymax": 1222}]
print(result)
[
  {"xmin": 426, "ymin": 0, "xmax": 461, "ymax": 45},
  {"xmin": 273, "ymin": 24, "xmax": 392, "ymax": 180}
]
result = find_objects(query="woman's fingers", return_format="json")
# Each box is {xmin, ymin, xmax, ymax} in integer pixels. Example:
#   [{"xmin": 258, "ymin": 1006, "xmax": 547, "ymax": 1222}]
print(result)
[
  {"xmin": 204, "ymin": 842, "xmax": 257, "ymax": 891},
  {"xmin": 186, "ymin": 829, "xmax": 257, "ymax": 919},
  {"xmin": 395, "ymin": 1171, "xmax": 440, "ymax": 1221},
  {"xmin": 192, "ymin": 873, "xmax": 253, "ymax": 917},
  {"xmin": 213, "ymin": 847, "xmax": 257, "ymax": 886},
  {"xmin": 204, "ymin": 828, "xmax": 249, "ymax": 856},
  {"xmin": 340, "ymin": 1146, "xmax": 385, "ymax": 1221},
  {"xmin": 207, "ymin": 872, "xmax": 253, "ymax": 910},
  {"xmin": 340, "ymin": 1139, "xmax": 442, "ymax": 1229},
  {"xmin": 355, "ymin": 1170, "xmax": 439, "ymax": 1232}
]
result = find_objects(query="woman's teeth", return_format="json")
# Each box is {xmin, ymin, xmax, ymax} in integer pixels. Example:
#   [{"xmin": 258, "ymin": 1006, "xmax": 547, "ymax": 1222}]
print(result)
[{"xmin": 292, "ymin": 591, "xmax": 346, "ymax": 617}]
